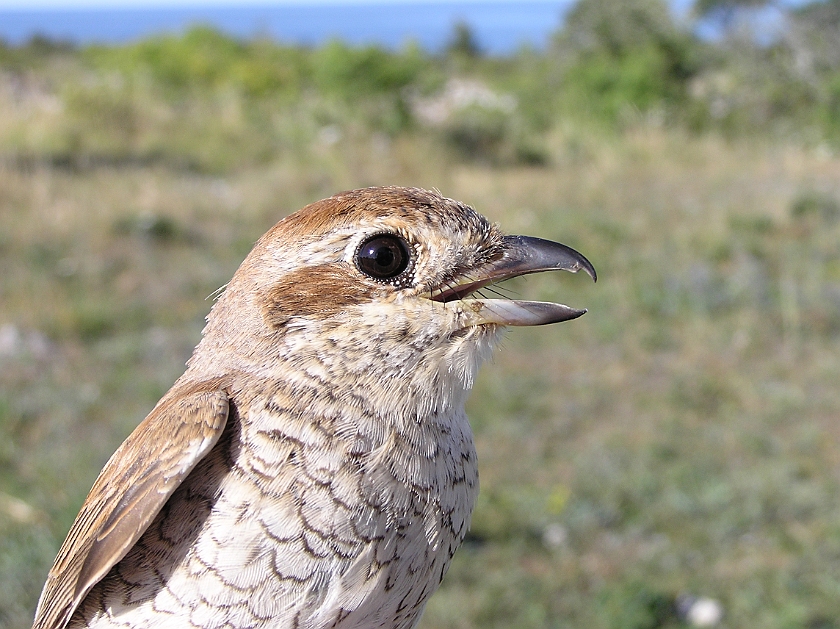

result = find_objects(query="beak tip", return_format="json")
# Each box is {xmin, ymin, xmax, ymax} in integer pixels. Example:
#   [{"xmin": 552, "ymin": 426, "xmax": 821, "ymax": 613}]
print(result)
[
  {"xmin": 577, "ymin": 258, "xmax": 597, "ymax": 283},
  {"xmin": 571, "ymin": 307, "xmax": 588, "ymax": 320}
]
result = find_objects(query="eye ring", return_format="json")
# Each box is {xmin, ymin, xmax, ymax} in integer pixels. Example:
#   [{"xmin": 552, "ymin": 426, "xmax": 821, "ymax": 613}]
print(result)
[{"xmin": 355, "ymin": 233, "xmax": 412, "ymax": 284}]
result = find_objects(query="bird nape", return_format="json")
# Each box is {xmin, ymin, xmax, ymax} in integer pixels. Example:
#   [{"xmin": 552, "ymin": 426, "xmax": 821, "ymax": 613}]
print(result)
[{"xmin": 33, "ymin": 186, "xmax": 596, "ymax": 629}]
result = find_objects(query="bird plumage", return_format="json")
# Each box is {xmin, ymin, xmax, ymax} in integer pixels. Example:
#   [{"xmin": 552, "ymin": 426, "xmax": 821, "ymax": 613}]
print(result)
[{"xmin": 33, "ymin": 186, "xmax": 595, "ymax": 629}]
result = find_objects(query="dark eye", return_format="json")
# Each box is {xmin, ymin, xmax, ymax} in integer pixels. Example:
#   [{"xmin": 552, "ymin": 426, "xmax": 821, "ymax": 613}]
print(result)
[{"xmin": 356, "ymin": 234, "xmax": 410, "ymax": 281}]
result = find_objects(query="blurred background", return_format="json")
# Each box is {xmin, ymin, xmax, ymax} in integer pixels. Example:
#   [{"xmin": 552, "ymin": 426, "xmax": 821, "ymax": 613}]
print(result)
[{"xmin": 2, "ymin": 0, "xmax": 840, "ymax": 627}]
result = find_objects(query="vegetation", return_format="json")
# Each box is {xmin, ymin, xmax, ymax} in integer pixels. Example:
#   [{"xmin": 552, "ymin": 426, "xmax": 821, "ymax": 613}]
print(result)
[{"xmin": 2, "ymin": 1, "xmax": 840, "ymax": 628}]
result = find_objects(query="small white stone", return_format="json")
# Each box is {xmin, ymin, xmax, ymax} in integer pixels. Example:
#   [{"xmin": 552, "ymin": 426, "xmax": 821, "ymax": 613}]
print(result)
[
  {"xmin": 0, "ymin": 324, "xmax": 20, "ymax": 356},
  {"xmin": 686, "ymin": 597, "xmax": 723, "ymax": 627},
  {"xmin": 318, "ymin": 125, "xmax": 341, "ymax": 146},
  {"xmin": 542, "ymin": 523, "xmax": 568, "ymax": 549},
  {"xmin": 0, "ymin": 492, "xmax": 40, "ymax": 523}
]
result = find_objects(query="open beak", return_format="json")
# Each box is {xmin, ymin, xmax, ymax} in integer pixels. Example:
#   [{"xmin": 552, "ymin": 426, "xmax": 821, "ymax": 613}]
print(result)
[{"xmin": 431, "ymin": 235, "xmax": 597, "ymax": 326}]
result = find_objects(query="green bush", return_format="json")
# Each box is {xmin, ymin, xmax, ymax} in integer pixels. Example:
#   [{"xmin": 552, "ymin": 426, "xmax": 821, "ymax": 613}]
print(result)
[
  {"xmin": 7, "ymin": 4, "xmax": 840, "ymax": 170},
  {"xmin": 312, "ymin": 40, "xmax": 426, "ymax": 97},
  {"xmin": 85, "ymin": 26, "xmax": 307, "ymax": 99},
  {"xmin": 551, "ymin": 0, "xmax": 697, "ymax": 125},
  {"xmin": 561, "ymin": 44, "xmax": 686, "ymax": 122}
]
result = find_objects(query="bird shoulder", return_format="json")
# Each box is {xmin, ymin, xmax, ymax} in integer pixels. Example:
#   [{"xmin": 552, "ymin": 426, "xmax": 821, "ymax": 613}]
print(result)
[{"xmin": 31, "ymin": 380, "xmax": 230, "ymax": 629}]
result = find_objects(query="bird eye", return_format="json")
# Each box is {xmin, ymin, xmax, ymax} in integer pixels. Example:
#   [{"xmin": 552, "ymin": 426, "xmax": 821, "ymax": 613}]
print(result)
[{"xmin": 356, "ymin": 234, "xmax": 411, "ymax": 282}]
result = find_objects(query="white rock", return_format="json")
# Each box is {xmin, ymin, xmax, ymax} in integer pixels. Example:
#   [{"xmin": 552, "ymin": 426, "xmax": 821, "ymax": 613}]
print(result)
[
  {"xmin": 542, "ymin": 523, "xmax": 568, "ymax": 549},
  {"xmin": 686, "ymin": 597, "xmax": 723, "ymax": 627},
  {"xmin": 0, "ymin": 323, "xmax": 20, "ymax": 356}
]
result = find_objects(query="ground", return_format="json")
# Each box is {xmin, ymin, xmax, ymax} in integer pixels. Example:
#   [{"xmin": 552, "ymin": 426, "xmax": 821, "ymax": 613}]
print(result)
[{"xmin": 2, "ymin": 127, "xmax": 840, "ymax": 629}]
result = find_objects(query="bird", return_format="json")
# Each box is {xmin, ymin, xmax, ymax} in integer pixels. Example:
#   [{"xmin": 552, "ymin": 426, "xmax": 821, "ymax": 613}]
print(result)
[{"xmin": 32, "ymin": 186, "xmax": 596, "ymax": 629}]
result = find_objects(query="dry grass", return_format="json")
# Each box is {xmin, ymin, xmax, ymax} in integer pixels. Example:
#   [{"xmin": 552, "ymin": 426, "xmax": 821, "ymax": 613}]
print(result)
[{"xmin": 2, "ymin": 127, "xmax": 840, "ymax": 629}]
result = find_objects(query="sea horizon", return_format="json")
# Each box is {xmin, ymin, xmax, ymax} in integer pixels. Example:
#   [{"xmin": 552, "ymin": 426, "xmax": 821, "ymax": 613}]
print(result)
[{"xmin": 0, "ymin": 1, "xmax": 576, "ymax": 55}]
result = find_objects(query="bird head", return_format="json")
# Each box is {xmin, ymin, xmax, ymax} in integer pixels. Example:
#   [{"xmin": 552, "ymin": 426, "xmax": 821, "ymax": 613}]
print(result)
[{"xmin": 189, "ymin": 187, "xmax": 595, "ymax": 413}]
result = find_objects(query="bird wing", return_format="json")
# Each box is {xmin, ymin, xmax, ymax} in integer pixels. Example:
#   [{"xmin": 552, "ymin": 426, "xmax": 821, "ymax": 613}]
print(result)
[{"xmin": 32, "ymin": 381, "xmax": 230, "ymax": 629}]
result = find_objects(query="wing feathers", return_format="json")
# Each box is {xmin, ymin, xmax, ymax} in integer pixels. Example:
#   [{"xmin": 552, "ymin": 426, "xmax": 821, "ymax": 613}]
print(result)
[{"xmin": 32, "ymin": 381, "xmax": 230, "ymax": 629}]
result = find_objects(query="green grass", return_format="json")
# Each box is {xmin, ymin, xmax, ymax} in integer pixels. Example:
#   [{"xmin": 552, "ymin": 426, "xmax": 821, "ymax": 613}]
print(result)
[{"xmin": 3, "ymin": 129, "xmax": 840, "ymax": 629}]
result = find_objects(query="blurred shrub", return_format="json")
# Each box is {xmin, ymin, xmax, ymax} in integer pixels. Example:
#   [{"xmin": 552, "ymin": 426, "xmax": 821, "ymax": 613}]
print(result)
[
  {"xmin": 560, "ymin": 44, "xmax": 686, "ymax": 122},
  {"xmin": 443, "ymin": 103, "xmax": 510, "ymax": 162},
  {"xmin": 595, "ymin": 581, "xmax": 678, "ymax": 629},
  {"xmin": 312, "ymin": 40, "xmax": 428, "ymax": 133},
  {"xmin": 551, "ymin": 0, "xmax": 698, "ymax": 125},
  {"xmin": 113, "ymin": 213, "xmax": 191, "ymax": 243},
  {"xmin": 312, "ymin": 40, "xmax": 425, "ymax": 97},
  {"xmin": 790, "ymin": 190, "xmax": 840, "ymax": 223},
  {"xmin": 6, "ymin": 5, "xmax": 840, "ymax": 170},
  {"xmin": 86, "ymin": 26, "xmax": 307, "ymax": 99},
  {"xmin": 0, "ymin": 34, "xmax": 76, "ymax": 71},
  {"xmin": 446, "ymin": 21, "xmax": 482, "ymax": 59}
]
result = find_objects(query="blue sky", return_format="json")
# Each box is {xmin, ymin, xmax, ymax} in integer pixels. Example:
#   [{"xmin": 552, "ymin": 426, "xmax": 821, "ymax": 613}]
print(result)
[
  {"xmin": 0, "ymin": 0, "xmax": 811, "ymax": 13},
  {"xmin": 0, "ymin": 0, "xmax": 586, "ymax": 53},
  {"xmin": 3, "ymin": 0, "xmax": 575, "ymax": 8},
  {"xmin": 0, "ymin": 0, "xmax": 815, "ymax": 59}
]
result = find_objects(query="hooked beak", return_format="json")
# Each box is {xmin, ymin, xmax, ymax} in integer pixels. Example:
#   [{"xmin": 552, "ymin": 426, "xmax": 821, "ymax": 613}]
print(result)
[{"xmin": 431, "ymin": 235, "xmax": 597, "ymax": 326}]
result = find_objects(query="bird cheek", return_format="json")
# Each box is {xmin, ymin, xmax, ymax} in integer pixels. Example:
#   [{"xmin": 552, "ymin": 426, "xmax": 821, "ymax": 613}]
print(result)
[{"xmin": 259, "ymin": 264, "xmax": 384, "ymax": 329}]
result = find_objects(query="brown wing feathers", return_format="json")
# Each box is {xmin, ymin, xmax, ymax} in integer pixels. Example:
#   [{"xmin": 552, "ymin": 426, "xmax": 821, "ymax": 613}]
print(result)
[{"xmin": 32, "ymin": 383, "xmax": 230, "ymax": 629}]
